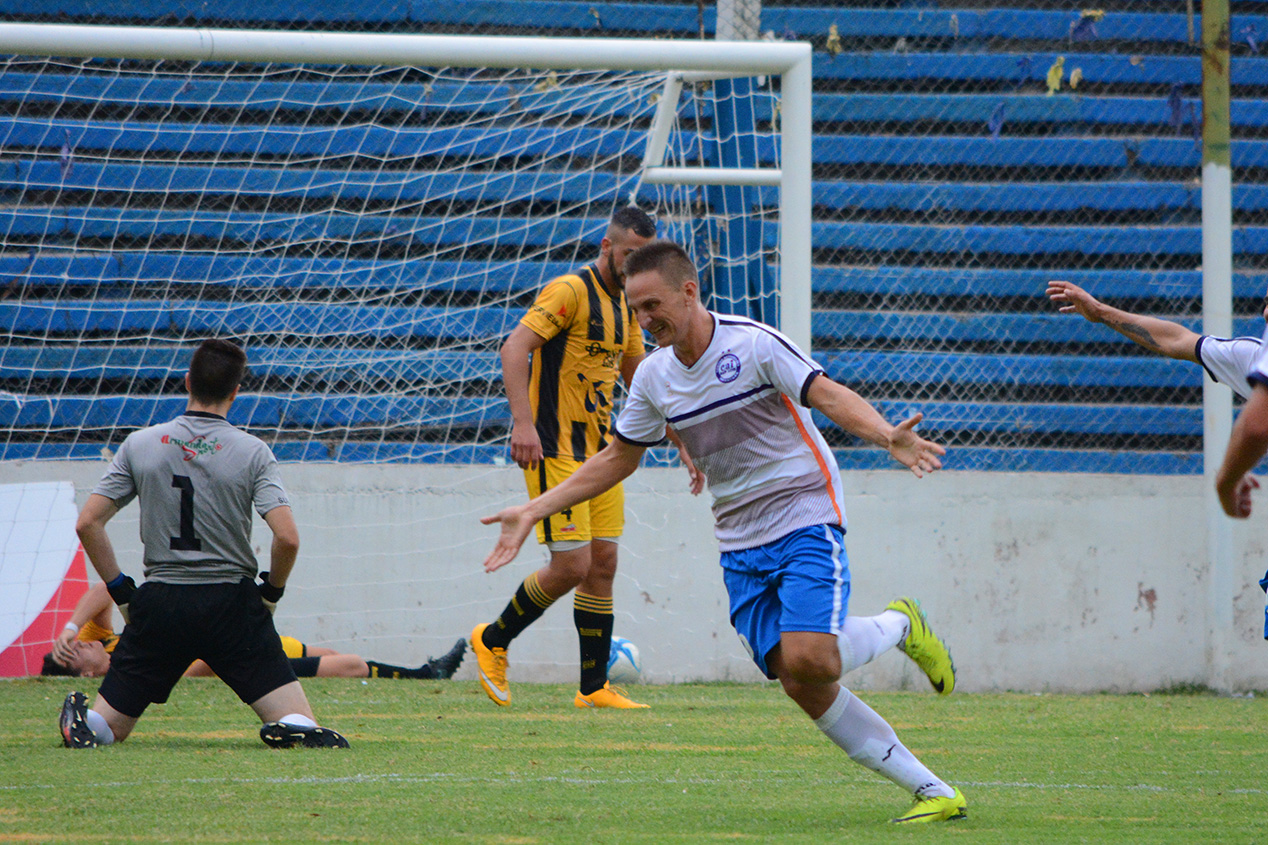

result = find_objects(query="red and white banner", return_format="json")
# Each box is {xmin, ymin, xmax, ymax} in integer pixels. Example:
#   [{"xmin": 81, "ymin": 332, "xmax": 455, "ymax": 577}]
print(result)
[{"xmin": 0, "ymin": 481, "xmax": 88, "ymax": 677}]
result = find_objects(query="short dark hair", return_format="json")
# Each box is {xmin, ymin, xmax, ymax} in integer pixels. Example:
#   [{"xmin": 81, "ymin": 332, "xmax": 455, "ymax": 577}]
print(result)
[
  {"xmin": 621, "ymin": 239, "xmax": 698, "ymax": 289},
  {"xmin": 40, "ymin": 652, "xmax": 75, "ymax": 677},
  {"xmin": 610, "ymin": 205, "xmax": 656, "ymax": 239},
  {"xmin": 188, "ymin": 338, "xmax": 247, "ymax": 403}
]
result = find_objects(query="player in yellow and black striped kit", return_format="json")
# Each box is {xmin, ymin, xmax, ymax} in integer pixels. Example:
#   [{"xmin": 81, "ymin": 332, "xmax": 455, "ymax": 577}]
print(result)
[{"xmin": 470, "ymin": 206, "xmax": 700, "ymax": 709}]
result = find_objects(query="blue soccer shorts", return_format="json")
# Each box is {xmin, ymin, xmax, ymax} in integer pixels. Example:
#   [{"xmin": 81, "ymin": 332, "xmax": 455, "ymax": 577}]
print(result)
[{"xmin": 720, "ymin": 523, "xmax": 850, "ymax": 679}]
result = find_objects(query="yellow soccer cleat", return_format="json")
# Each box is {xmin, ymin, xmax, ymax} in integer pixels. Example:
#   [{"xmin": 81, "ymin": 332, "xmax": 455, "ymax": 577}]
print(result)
[
  {"xmin": 886, "ymin": 596, "xmax": 956, "ymax": 695},
  {"xmin": 574, "ymin": 682, "xmax": 650, "ymax": 709},
  {"xmin": 891, "ymin": 788, "xmax": 967, "ymax": 824},
  {"xmin": 470, "ymin": 623, "xmax": 510, "ymax": 706}
]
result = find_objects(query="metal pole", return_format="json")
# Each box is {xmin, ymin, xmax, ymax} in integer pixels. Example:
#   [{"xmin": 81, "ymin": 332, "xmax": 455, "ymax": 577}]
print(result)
[
  {"xmin": 0, "ymin": 23, "xmax": 807, "ymax": 75},
  {"xmin": 779, "ymin": 52, "xmax": 813, "ymax": 353},
  {"xmin": 1201, "ymin": 0, "xmax": 1234, "ymax": 692}
]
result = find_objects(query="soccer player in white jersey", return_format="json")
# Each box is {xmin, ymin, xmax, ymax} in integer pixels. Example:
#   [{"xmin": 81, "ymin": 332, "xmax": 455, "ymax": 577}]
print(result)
[
  {"xmin": 1047, "ymin": 279, "xmax": 1268, "ymax": 399},
  {"xmin": 1216, "ymin": 336, "xmax": 1268, "ymax": 640},
  {"xmin": 58, "ymin": 339, "xmax": 348, "ymax": 750},
  {"xmin": 482, "ymin": 241, "xmax": 967, "ymax": 824}
]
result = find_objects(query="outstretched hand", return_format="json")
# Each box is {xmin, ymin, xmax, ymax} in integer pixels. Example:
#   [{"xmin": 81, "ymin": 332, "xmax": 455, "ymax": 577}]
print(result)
[
  {"xmin": 887, "ymin": 413, "xmax": 945, "ymax": 478},
  {"xmin": 480, "ymin": 505, "xmax": 536, "ymax": 572},
  {"xmin": 1046, "ymin": 280, "xmax": 1103, "ymax": 323}
]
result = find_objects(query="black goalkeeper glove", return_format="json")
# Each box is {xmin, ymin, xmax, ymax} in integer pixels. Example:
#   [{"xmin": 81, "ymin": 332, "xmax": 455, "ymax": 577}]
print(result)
[
  {"xmin": 258, "ymin": 572, "xmax": 285, "ymax": 615},
  {"xmin": 106, "ymin": 573, "xmax": 137, "ymax": 624}
]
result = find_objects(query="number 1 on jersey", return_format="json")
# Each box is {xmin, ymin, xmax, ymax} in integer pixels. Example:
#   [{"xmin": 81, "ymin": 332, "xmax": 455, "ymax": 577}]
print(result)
[{"xmin": 171, "ymin": 474, "xmax": 203, "ymax": 551}]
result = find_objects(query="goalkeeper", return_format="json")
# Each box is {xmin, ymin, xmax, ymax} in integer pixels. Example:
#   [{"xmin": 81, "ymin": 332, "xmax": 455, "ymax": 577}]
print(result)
[
  {"xmin": 43, "ymin": 583, "xmax": 466, "ymax": 681},
  {"xmin": 58, "ymin": 339, "xmax": 347, "ymax": 750}
]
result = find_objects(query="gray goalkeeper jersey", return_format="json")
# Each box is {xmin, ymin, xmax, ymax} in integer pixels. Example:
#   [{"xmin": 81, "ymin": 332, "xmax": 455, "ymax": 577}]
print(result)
[{"xmin": 92, "ymin": 411, "xmax": 290, "ymax": 584}]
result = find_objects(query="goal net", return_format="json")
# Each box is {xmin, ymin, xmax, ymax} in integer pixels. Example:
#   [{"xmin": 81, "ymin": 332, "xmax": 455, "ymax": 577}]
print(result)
[
  {"xmin": 0, "ymin": 36, "xmax": 801, "ymax": 462},
  {"xmin": 0, "ymin": 25, "xmax": 807, "ymax": 678}
]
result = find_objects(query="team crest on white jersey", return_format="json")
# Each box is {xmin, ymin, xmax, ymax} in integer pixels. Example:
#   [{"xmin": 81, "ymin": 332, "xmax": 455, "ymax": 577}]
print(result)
[{"xmin": 715, "ymin": 352, "xmax": 741, "ymax": 383}]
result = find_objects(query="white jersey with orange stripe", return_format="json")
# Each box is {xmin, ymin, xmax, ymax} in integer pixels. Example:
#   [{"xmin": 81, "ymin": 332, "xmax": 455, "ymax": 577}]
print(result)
[{"xmin": 615, "ymin": 312, "xmax": 844, "ymax": 552}]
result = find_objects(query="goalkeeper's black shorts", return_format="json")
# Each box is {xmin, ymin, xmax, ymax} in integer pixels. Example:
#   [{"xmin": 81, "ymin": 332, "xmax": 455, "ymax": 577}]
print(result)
[{"xmin": 100, "ymin": 578, "xmax": 298, "ymax": 718}]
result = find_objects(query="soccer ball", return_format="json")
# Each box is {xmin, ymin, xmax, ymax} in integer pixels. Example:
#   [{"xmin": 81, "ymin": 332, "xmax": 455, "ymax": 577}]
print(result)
[{"xmin": 607, "ymin": 636, "xmax": 642, "ymax": 684}]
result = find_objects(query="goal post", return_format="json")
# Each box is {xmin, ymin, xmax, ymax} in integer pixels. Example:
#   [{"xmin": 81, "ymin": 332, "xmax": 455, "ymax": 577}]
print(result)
[{"xmin": 0, "ymin": 22, "xmax": 813, "ymax": 349}]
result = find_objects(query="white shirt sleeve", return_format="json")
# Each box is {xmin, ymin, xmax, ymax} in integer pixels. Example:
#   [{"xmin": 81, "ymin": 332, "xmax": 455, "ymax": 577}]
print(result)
[
  {"xmin": 752, "ymin": 324, "xmax": 824, "ymax": 406},
  {"xmin": 1197, "ymin": 335, "xmax": 1263, "ymax": 400},
  {"xmin": 613, "ymin": 362, "xmax": 667, "ymax": 446}
]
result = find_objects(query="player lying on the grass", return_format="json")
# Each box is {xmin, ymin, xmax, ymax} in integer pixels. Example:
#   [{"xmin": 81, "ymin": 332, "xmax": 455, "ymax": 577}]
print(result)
[
  {"xmin": 43, "ymin": 583, "xmax": 466, "ymax": 680},
  {"xmin": 482, "ymin": 240, "xmax": 967, "ymax": 824},
  {"xmin": 59, "ymin": 338, "xmax": 346, "ymax": 750},
  {"xmin": 1047, "ymin": 279, "xmax": 1268, "ymax": 399}
]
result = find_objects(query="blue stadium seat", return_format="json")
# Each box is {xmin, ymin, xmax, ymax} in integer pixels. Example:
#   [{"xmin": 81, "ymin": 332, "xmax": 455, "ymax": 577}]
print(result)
[
  {"xmin": 0, "ymin": 116, "xmax": 653, "ymax": 161},
  {"xmin": 0, "ymin": 72, "xmax": 654, "ymax": 121},
  {"xmin": 811, "ymin": 267, "xmax": 1268, "ymax": 301},
  {"xmin": 0, "ymin": 252, "xmax": 573, "ymax": 294},
  {"xmin": 806, "ymin": 221, "xmax": 1268, "ymax": 258},
  {"xmin": 0, "ymin": 300, "xmax": 518, "ymax": 341},
  {"xmin": 0, "ymin": 345, "xmax": 501, "ymax": 384},
  {"xmin": 0, "ymin": 393, "xmax": 509, "ymax": 430},
  {"xmin": 807, "ymin": 182, "xmax": 1268, "ymax": 215},
  {"xmin": 861, "ymin": 400, "xmax": 1200, "ymax": 436},
  {"xmin": 821, "ymin": 351, "xmax": 1205, "ymax": 391},
  {"xmin": 809, "ymin": 135, "xmax": 1268, "ymax": 170},
  {"xmin": 816, "ymin": 93, "xmax": 1268, "ymax": 129},
  {"xmin": 813, "ymin": 53, "xmax": 1268, "ymax": 88},
  {"xmin": 812, "ymin": 311, "xmax": 1265, "ymax": 346},
  {"xmin": 0, "ymin": 209, "xmax": 609, "ymax": 250},
  {"xmin": 0, "ymin": 159, "xmax": 636, "ymax": 207}
]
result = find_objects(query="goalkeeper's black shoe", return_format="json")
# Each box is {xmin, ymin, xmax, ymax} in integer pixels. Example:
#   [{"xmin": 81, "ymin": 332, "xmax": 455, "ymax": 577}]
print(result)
[
  {"xmin": 427, "ymin": 637, "xmax": 467, "ymax": 679},
  {"xmin": 260, "ymin": 721, "xmax": 349, "ymax": 749},
  {"xmin": 59, "ymin": 691, "xmax": 97, "ymax": 749}
]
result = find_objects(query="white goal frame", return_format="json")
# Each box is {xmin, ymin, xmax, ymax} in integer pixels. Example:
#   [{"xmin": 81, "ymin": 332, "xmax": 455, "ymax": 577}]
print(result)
[{"xmin": 0, "ymin": 23, "xmax": 813, "ymax": 350}]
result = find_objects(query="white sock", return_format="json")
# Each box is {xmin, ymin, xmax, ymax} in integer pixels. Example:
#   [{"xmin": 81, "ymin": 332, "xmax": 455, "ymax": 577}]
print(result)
[
  {"xmin": 813, "ymin": 686, "xmax": 953, "ymax": 798},
  {"xmin": 838, "ymin": 610, "xmax": 908, "ymax": 675},
  {"xmin": 279, "ymin": 713, "xmax": 316, "ymax": 728},
  {"xmin": 85, "ymin": 709, "xmax": 115, "ymax": 745}
]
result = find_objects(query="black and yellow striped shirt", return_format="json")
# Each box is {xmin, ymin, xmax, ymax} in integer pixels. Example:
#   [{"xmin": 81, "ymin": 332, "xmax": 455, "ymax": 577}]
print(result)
[{"xmin": 520, "ymin": 264, "xmax": 644, "ymax": 462}]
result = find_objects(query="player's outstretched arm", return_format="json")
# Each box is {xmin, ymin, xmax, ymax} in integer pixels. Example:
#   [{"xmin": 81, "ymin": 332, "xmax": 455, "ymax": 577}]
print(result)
[
  {"xmin": 805, "ymin": 375, "xmax": 945, "ymax": 478},
  {"xmin": 1216, "ymin": 384, "xmax": 1268, "ymax": 517},
  {"xmin": 1046, "ymin": 280, "xmax": 1200, "ymax": 362},
  {"xmin": 481, "ymin": 438, "xmax": 646, "ymax": 571}
]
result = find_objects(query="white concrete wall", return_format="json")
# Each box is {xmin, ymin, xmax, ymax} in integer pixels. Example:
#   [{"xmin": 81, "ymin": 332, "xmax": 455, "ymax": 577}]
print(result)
[{"xmin": 4, "ymin": 459, "xmax": 1267, "ymax": 692}]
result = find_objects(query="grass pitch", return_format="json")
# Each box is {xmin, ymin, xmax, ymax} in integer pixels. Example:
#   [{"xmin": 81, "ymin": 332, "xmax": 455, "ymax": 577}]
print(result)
[{"xmin": 3, "ymin": 677, "xmax": 1264, "ymax": 843}]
